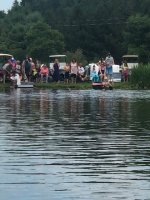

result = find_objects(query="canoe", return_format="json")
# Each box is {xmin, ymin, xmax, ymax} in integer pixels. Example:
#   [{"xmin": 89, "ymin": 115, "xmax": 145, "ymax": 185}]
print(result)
[
  {"xmin": 16, "ymin": 81, "xmax": 34, "ymax": 88},
  {"xmin": 17, "ymin": 84, "xmax": 34, "ymax": 88},
  {"xmin": 92, "ymin": 82, "xmax": 113, "ymax": 90}
]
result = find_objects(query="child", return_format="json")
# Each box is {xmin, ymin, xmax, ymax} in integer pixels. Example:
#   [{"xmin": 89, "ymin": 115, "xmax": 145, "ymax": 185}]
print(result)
[
  {"xmin": 91, "ymin": 65, "xmax": 99, "ymax": 82},
  {"xmin": 104, "ymin": 75, "xmax": 113, "ymax": 90}
]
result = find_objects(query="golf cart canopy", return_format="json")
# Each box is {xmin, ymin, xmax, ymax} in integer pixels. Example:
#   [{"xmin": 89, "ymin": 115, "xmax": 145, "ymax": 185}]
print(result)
[
  {"xmin": 49, "ymin": 55, "xmax": 66, "ymax": 58},
  {"xmin": 0, "ymin": 53, "xmax": 13, "ymax": 57},
  {"xmin": 122, "ymin": 55, "xmax": 138, "ymax": 58}
]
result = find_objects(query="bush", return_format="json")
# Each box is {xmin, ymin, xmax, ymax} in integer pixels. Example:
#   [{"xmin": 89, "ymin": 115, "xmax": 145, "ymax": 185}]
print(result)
[
  {"xmin": 65, "ymin": 49, "xmax": 88, "ymax": 66},
  {"xmin": 131, "ymin": 63, "xmax": 150, "ymax": 89}
]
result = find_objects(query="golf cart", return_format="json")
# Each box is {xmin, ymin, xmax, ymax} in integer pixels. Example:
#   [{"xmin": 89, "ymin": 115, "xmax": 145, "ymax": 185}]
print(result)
[{"xmin": 49, "ymin": 55, "xmax": 67, "ymax": 81}]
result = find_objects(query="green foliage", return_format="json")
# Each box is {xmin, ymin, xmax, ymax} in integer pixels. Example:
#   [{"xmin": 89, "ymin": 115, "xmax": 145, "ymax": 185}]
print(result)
[
  {"xmin": 26, "ymin": 22, "xmax": 65, "ymax": 62},
  {"xmin": 0, "ymin": 6, "xmax": 64, "ymax": 62},
  {"xmin": 131, "ymin": 64, "xmax": 150, "ymax": 89},
  {"xmin": 124, "ymin": 14, "xmax": 150, "ymax": 63},
  {"xmin": 1, "ymin": 0, "xmax": 150, "ymax": 64},
  {"xmin": 34, "ymin": 82, "xmax": 93, "ymax": 90},
  {"xmin": 65, "ymin": 49, "xmax": 88, "ymax": 66}
]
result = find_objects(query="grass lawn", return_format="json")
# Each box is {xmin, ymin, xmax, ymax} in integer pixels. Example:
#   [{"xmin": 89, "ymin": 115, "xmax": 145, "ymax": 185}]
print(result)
[
  {"xmin": 34, "ymin": 81, "xmax": 93, "ymax": 90},
  {"xmin": 0, "ymin": 81, "xmax": 135, "ymax": 90},
  {"xmin": 34, "ymin": 81, "xmax": 133, "ymax": 90}
]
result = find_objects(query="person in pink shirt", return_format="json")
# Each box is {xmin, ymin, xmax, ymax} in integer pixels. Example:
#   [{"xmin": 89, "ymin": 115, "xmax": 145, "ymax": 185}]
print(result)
[
  {"xmin": 40, "ymin": 64, "xmax": 49, "ymax": 83},
  {"xmin": 70, "ymin": 58, "xmax": 78, "ymax": 83}
]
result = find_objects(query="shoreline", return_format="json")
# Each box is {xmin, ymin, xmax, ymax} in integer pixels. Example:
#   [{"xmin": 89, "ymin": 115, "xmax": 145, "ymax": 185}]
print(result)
[
  {"xmin": 0, "ymin": 82, "xmax": 135, "ymax": 90},
  {"xmin": 34, "ymin": 82, "xmax": 135, "ymax": 90}
]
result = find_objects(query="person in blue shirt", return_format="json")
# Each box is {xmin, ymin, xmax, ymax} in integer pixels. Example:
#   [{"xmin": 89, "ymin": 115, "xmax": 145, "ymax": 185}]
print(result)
[{"xmin": 91, "ymin": 65, "xmax": 100, "ymax": 82}]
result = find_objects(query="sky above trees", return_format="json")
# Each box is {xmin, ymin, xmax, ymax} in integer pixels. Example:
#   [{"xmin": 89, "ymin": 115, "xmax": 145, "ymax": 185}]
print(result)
[{"xmin": 0, "ymin": 0, "xmax": 20, "ymax": 11}]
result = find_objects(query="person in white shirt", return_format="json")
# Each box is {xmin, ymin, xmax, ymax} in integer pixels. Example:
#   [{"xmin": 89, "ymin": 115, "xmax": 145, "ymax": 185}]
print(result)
[
  {"xmin": 10, "ymin": 71, "xmax": 21, "ymax": 87},
  {"xmin": 77, "ymin": 63, "xmax": 85, "ymax": 82},
  {"xmin": 105, "ymin": 52, "xmax": 114, "ymax": 80}
]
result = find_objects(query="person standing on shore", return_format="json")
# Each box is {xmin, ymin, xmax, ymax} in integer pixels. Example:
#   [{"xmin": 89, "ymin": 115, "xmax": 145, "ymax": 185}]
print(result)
[
  {"xmin": 105, "ymin": 52, "xmax": 114, "ymax": 81},
  {"xmin": 64, "ymin": 63, "xmax": 70, "ymax": 84},
  {"xmin": 53, "ymin": 59, "xmax": 60, "ymax": 83},
  {"xmin": 70, "ymin": 58, "xmax": 78, "ymax": 84},
  {"xmin": 22, "ymin": 56, "xmax": 32, "ymax": 82}
]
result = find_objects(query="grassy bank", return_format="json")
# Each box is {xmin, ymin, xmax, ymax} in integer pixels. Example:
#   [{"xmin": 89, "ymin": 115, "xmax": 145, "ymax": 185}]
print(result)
[
  {"xmin": 0, "ymin": 81, "xmax": 139, "ymax": 90},
  {"xmin": 34, "ymin": 82, "xmax": 93, "ymax": 90},
  {"xmin": 34, "ymin": 81, "xmax": 133, "ymax": 90}
]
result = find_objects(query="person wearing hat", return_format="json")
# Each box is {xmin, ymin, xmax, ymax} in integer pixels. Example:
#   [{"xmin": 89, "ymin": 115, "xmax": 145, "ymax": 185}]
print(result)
[{"xmin": 9, "ymin": 57, "xmax": 16, "ymax": 70}]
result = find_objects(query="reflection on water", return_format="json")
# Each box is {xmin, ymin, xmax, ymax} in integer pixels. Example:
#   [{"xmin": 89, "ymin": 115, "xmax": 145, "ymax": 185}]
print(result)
[{"xmin": 0, "ymin": 89, "xmax": 150, "ymax": 200}]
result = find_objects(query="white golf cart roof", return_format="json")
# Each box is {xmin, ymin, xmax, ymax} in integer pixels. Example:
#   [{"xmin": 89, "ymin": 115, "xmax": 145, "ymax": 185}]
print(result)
[
  {"xmin": 122, "ymin": 55, "xmax": 138, "ymax": 58},
  {"xmin": 0, "ymin": 53, "xmax": 13, "ymax": 57},
  {"xmin": 49, "ymin": 55, "xmax": 66, "ymax": 58}
]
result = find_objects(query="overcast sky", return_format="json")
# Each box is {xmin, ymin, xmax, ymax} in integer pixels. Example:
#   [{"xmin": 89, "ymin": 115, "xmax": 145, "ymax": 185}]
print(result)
[{"xmin": 0, "ymin": 0, "xmax": 21, "ymax": 12}]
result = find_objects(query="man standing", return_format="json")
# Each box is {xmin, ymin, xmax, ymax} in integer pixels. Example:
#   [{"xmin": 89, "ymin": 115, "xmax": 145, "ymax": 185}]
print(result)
[
  {"xmin": 105, "ymin": 52, "xmax": 114, "ymax": 81},
  {"xmin": 22, "ymin": 56, "xmax": 32, "ymax": 82}
]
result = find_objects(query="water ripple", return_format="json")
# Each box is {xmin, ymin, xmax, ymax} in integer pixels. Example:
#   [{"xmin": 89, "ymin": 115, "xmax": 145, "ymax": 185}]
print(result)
[{"xmin": 0, "ymin": 89, "xmax": 150, "ymax": 200}]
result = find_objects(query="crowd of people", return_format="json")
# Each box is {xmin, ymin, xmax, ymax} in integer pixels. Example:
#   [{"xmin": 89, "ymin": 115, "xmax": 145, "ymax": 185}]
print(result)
[
  {"xmin": 1, "ymin": 52, "xmax": 129, "ymax": 86},
  {"xmin": 2, "ymin": 56, "xmax": 89, "ymax": 85},
  {"xmin": 91, "ymin": 53, "xmax": 114, "ymax": 83},
  {"xmin": 2, "ymin": 56, "xmax": 53, "ymax": 85},
  {"xmin": 91, "ymin": 53, "xmax": 129, "ymax": 83}
]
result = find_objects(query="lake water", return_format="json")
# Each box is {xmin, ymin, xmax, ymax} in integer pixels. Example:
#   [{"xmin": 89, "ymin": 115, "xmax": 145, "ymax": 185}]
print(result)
[{"xmin": 0, "ymin": 89, "xmax": 150, "ymax": 200}]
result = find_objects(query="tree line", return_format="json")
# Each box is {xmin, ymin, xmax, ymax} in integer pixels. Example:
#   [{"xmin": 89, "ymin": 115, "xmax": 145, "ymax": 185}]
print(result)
[{"xmin": 0, "ymin": 0, "xmax": 150, "ymax": 64}]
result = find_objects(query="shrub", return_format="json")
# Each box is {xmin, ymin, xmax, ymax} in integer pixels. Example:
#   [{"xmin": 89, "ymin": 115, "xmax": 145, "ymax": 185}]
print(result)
[{"xmin": 131, "ymin": 63, "xmax": 150, "ymax": 89}]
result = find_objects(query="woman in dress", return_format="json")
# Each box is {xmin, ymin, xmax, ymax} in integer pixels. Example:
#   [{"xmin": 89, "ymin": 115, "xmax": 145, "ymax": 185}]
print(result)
[{"xmin": 53, "ymin": 59, "xmax": 60, "ymax": 82}]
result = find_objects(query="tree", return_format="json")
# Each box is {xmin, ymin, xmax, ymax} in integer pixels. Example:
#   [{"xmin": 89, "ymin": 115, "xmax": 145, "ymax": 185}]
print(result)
[
  {"xmin": 26, "ymin": 22, "xmax": 65, "ymax": 62},
  {"xmin": 1, "ymin": 0, "xmax": 150, "ymax": 63},
  {"xmin": 66, "ymin": 49, "xmax": 88, "ymax": 66},
  {"xmin": 124, "ymin": 14, "xmax": 150, "ymax": 63}
]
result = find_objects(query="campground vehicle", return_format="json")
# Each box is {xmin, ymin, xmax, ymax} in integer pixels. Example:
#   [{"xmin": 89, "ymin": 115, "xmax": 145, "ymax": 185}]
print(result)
[
  {"xmin": 112, "ymin": 64, "xmax": 121, "ymax": 82},
  {"xmin": 92, "ymin": 81, "xmax": 113, "ymax": 90},
  {"xmin": 49, "ymin": 54, "xmax": 67, "ymax": 80},
  {"xmin": 0, "ymin": 53, "xmax": 13, "ymax": 67},
  {"xmin": 122, "ymin": 55, "xmax": 139, "ymax": 69}
]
